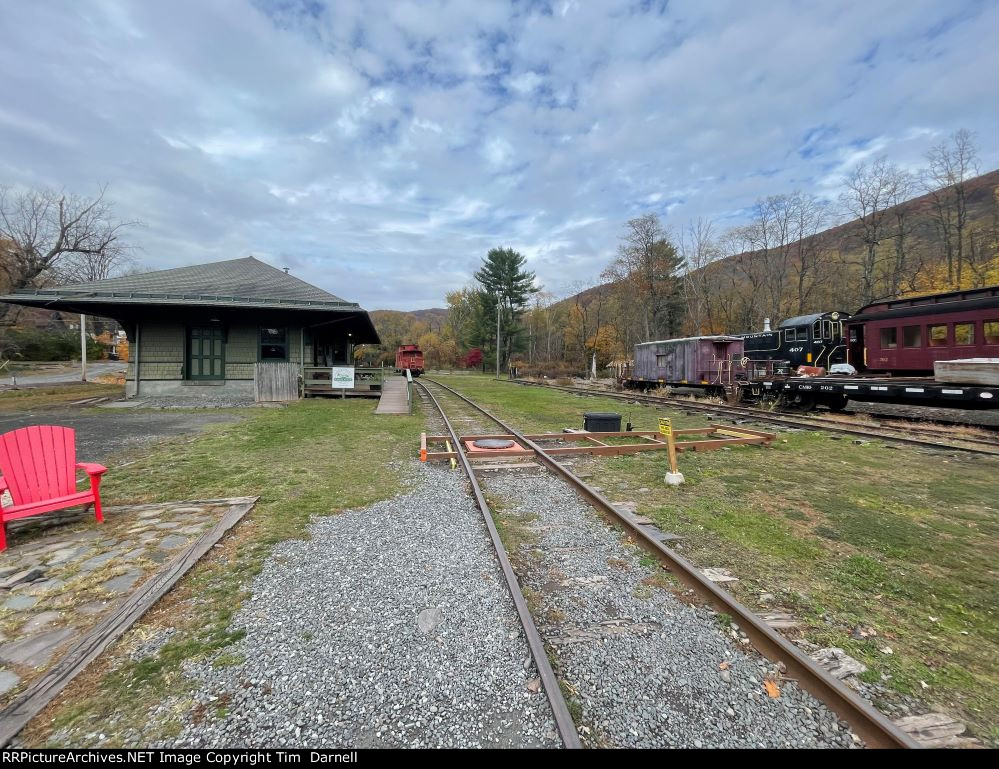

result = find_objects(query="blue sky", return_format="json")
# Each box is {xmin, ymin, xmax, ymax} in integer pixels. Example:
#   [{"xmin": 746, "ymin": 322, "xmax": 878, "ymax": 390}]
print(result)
[{"xmin": 1, "ymin": 0, "xmax": 997, "ymax": 310}]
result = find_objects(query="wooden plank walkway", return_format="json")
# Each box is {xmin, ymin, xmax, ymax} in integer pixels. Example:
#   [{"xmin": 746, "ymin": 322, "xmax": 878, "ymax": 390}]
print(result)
[{"xmin": 374, "ymin": 377, "xmax": 410, "ymax": 414}]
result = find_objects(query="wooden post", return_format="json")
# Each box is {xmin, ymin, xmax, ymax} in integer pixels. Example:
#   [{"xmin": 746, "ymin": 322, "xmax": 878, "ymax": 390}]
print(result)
[
  {"xmin": 666, "ymin": 429, "xmax": 678, "ymax": 474},
  {"xmin": 659, "ymin": 417, "xmax": 683, "ymax": 484},
  {"xmin": 80, "ymin": 314, "xmax": 87, "ymax": 382}
]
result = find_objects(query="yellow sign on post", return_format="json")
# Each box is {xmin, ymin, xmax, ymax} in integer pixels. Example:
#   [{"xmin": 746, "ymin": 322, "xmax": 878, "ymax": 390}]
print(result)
[{"xmin": 658, "ymin": 417, "xmax": 681, "ymax": 480}]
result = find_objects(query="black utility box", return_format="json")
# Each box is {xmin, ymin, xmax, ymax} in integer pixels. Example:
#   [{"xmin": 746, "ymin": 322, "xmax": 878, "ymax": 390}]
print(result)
[{"xmin": 583, "ymin": 412, "xmax": 622, "ymax": 432}]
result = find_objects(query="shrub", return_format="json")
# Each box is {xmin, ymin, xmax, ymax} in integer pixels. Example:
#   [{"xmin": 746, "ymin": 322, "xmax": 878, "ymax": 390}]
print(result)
[{"xmin": 0, "ymin": 328, "xmax": 103, "ymax": 361}]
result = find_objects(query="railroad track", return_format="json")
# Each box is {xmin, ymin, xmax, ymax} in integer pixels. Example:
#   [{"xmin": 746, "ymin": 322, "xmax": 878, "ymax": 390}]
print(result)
[
  {"xmin": 508, "ymin": 380, "xmax": 999, "ymax": 456},
  {"xmin": 413, "ymin": 380, "xmax": 582, "ymax": 750},
  {"xmin": 416, "ymin": 377, "xmax": 918, "ymax": 749}
]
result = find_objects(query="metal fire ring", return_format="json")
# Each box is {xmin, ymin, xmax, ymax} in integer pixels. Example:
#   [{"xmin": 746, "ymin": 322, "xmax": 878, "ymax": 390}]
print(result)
[{"xmin": 472, "ymin": 439, "xmax": 516, "ymax": 449}]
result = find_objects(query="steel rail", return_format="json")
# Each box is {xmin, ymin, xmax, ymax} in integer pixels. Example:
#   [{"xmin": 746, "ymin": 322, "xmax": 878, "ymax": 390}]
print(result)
[
  {"xmin": 413, "ymin": 381, "xmax": 582, "ymax": 750},
  {"xmin": 424, "ymin": 377, "xmax": 920, "ymax": 750},
  {"xmin": 507, "ymin": 379, "xmax": 999, "ymax": 457}
]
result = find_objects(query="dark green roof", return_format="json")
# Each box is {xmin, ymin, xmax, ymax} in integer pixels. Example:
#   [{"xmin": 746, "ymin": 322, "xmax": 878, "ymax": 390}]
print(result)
[
  {"xmin": 1, "ymin": 256, "xmax": 357, "ymax": 310},
  {"xmin": 0, "ymin": 256, "xmax": 380, "ymax": 342}
]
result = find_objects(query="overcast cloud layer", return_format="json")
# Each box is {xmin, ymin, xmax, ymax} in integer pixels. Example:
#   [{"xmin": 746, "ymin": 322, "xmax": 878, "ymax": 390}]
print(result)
[{"xmin": 1, "ymin": 0, "xmax": 997, "ymax": 310}]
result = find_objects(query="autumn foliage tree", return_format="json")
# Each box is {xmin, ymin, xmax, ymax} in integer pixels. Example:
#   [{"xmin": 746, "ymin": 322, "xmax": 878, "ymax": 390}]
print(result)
[{"xmin": 602, "ymin": 213, "xmax": 684, "ymax": 341}]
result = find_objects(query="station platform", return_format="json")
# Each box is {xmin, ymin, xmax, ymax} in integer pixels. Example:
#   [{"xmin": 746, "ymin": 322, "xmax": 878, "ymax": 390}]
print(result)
[{"xmin": 374, "ymin": 377, "xmax": 411, "ymax": 414}]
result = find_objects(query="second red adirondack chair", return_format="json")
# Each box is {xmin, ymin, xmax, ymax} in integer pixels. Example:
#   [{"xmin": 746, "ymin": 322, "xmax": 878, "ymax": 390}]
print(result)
[{"xmin": 0, "ymin": 425, "xmax": 107, "ymax": 551}]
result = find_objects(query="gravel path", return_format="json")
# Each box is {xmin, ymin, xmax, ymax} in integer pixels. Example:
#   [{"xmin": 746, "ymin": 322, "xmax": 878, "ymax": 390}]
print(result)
[
  {"xmin": 482, "ymin": 471, "xmax": 859, "ymax": 749},
  {"xmin": 165, "ymin": 462, "xmax": 560, "ymax": 749}
]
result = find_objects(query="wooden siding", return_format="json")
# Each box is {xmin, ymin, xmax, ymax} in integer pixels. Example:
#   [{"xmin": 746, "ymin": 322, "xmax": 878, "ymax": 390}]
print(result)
[
  {"xmin": 254, "ymin": 362, "xmax": 300, "ymax": 401},
  {"xmin": 126, "ymin": 323, "xmax": 304, "ymax": 383}
]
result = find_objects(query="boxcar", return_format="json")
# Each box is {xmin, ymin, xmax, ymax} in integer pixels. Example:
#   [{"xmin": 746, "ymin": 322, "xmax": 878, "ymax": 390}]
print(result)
[
  {"xmin": 847, "ymin": 286, "xmax": 999, "ymax": 375},
  {"xmin": 628, "ymin": 336, "xmax": 744, "ymax": 390},
  {"xmin": 741, "ymin": 311, "xmax": 850, "ymax": 371},
  {"xmin": 395, "ymin": 344, "xmax": 425, "ymax": 376}
]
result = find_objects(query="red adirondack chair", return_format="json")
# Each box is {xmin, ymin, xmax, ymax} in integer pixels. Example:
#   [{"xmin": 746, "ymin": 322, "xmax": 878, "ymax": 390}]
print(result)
[{"xmin": 0, "ymin": 425, "xmax": 107, "ymax": 551}]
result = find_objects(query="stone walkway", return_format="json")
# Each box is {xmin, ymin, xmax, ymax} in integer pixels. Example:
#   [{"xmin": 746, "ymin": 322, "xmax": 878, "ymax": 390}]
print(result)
[{"xmin": 0, "ymin": 501, "xmax": 232, "ymax": 704}]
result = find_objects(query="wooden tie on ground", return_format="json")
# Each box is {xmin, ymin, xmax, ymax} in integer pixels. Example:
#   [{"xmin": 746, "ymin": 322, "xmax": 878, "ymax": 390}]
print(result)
[
  {"xmin": 0, "ymin": 496, "xmax": 257, "ymax": 748},
  {"xmin": 374, "ymin": 378, "xmax": 410, "ymax": 415},
  {"xmin": 421, "ymin": 424, "xmax": 776, "ymax": 462}
]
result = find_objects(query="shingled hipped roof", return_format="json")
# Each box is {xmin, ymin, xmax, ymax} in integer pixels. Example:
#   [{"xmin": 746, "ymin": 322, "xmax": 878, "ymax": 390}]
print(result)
[{"xmin": 0, "ymin": 256, "xmax": 380, "ymax": 342}]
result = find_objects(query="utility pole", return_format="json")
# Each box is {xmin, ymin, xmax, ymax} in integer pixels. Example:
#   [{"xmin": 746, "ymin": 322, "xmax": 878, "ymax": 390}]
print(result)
[
  {"xmin": 80, "ymin": 314, "xmax": 88, "ymax": 382},
  {"xmin": 495, "ymin": 296, "xmax": 501, "ymax": 379}
]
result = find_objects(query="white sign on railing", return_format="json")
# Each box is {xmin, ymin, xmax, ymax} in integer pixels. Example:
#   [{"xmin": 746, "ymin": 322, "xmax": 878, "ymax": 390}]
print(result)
[{"xmin": 330, "ymin": 366, "xmax": 355, "ymax": 389}]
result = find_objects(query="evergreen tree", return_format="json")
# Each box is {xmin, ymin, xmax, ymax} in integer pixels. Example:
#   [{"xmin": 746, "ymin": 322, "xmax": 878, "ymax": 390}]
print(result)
[{"xmin": 473, "ymin": 247, "xmax": 538, "ymax": 371}]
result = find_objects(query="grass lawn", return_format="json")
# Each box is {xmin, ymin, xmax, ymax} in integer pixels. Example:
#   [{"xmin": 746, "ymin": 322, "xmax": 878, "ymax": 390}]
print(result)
[
  {"xmin": 0, "ymin": 383, "xmax": 124, "ymax": 412},
  {"xmin": 433, "ymin": 374, "xmax": 999, "ymax": 745},
  {"xmin": 20, "ymin": 398, "xmax": 423, "ymax": 746}
]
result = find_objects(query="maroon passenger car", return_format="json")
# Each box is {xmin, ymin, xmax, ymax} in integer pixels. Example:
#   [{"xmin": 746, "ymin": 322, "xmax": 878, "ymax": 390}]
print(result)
[{"xmin": 847, "ymin": 285, "xmax": 999, "ymax": 375}]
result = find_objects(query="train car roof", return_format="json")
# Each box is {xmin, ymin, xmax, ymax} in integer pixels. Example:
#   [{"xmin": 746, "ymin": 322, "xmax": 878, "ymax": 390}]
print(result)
[
  {"xmin": 778, "ymin": 311, "xmax": 849, "ymax": 328},
  {"xmin": 849, "ymin": 293, "xmax": 999, "ymax": 323},
  {"xmin": 852, "ymin": 284, "xmax": 999, "ymax": 317},
  {"xmin": 636, "ymin": 335, "xmax": 742, "ymax": 346}
]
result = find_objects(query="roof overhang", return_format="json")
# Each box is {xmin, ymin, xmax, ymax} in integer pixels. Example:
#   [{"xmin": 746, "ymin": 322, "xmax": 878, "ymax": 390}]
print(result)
[{"xmin": 0, "ymin": 290, "xmax": 381, "ymax": 344}]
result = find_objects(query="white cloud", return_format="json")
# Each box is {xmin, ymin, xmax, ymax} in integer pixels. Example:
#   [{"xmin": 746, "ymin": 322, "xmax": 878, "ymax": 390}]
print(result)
[
  {"xmin": 483, "ymin": 137, "xmax": 515, "ymax": 169},
  {"xmin": 0, "ymin": 0, "xmax": 996, "ymax": 310}
]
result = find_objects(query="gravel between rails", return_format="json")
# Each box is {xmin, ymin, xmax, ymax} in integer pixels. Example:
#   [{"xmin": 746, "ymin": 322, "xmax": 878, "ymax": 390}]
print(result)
[
  {"xmin": 164, "ymin": 462, "xmax": 560, "ymax": 749},
  {"xmin": 482, "ymin": 471, "xmax": 860, "ymax": 749}
]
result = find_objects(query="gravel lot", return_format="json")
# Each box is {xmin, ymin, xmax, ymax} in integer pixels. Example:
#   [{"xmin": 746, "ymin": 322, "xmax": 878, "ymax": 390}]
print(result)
[
  {"xmin": 483, "ymin": 471, "xmax": 859, "ymax": 749},
  {"xmin": 0, "ymin": 407, "xmax": 244, "ymax": 465},
  {"xmin": 164, "ymin": 462, "xmax": 560, "ymax": 749}
]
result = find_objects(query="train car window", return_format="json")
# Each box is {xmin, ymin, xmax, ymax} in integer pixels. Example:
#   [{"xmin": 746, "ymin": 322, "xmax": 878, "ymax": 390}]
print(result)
[
  {"xmin": 954, "ymin": 323, "xmax": 974, "ymax": 345},
  {"xmin": 821, "ymin": 320, "xmax": 833, "ymax": 339},
  {"xmin": 903, "ymin": 325, "xmax": 921, "ymax": 348},
  {"xmin": 879, "ymin": 327, "xmax": 898, "ymax": 349},
  {"xmin": 928, "ymin": 324, "xmax": 948, "ymax": 347},
  {"xmin": 656, "ymin": 354, "xmax": 667, "ymax": 367},
  {"xmin": 812, "ymin": 320, "xmax": 821, "ymax": 339},
  {"xmin": 784, "ymin": 329, "xmax": 796, "ymax": 342},
  {"xmin": 986, "ymin": 320, "xmax": 999, "ymax": 344}
]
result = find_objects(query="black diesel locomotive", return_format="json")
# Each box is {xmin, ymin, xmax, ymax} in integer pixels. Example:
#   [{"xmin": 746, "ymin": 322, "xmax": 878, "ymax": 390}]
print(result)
[{"xmin": 740, "ymin": 311, "xmax": 850, "ymax": 372}]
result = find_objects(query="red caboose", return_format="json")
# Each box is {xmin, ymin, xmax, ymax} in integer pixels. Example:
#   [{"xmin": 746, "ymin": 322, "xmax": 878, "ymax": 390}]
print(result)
[{"xmin": 395, "ymin": 344, "xmax": 425, "ymax": 376}]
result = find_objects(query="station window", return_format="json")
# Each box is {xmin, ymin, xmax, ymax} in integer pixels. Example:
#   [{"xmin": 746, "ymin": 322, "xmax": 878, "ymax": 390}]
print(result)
[
  {"xmin": 784, "ymin": 329, "xmax": 797, "ymax": 342},
  {"xmin": 902, "ymin": 325, "xmax": 921, "ymax": 348},
  {"xmin": 879, "ymin": 327, "xmax": 897, "ymax": 349},
  {"xmin": 954, "ymin": 323, "xmax": 975, "ymax": 345},
  {"xmin": 260, "ymin": 327, "xmax": 288, "ymax": 360},
  {"xmin": 656, "ymin": 353, "xmax": 667, "ymax": 367},
  {"xmin": 986, "ymin": 320, "xmax": 999, "ymax": 345},
  {"xmin": 928, "ymin": 324, "xmax": 948, "ymax": 347}
]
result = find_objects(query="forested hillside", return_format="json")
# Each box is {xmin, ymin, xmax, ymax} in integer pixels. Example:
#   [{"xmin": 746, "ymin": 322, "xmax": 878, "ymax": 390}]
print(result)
[{"xmin": 370, "ymin": 132, "xmax": 999, "ymax": 375}]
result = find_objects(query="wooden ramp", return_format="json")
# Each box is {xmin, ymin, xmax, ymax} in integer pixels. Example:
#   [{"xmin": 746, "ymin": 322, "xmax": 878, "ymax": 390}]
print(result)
[{"xmin": 375, "ymin": 377, "xmax": 410, "ymax": 414}]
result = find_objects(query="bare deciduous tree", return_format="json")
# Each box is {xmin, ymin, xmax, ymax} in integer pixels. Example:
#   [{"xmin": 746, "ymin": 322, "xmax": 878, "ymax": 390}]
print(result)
[
  {"xmin": 679, "ymin": 218, "xmax": 722, "ymax": 334},
  {"xmin": 840, "ymin": 158, "xmax": 905, "ymax": 305},
  {"xmin": 0, "ymin": 185, "xmax": 137, "ymax": 320},
  {"xmin": 886, "ymin": 168, "xmax": 918, "ymax": 295},
  {"xmin": 924, "ymin": 128, "xmax": 979, "ymax": 287}
]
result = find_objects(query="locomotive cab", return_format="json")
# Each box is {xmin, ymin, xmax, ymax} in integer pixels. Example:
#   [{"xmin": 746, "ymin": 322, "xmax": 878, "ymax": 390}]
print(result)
[{"xmin": 778, "ymin": 311, "xmax": 849, "ymax": 370}]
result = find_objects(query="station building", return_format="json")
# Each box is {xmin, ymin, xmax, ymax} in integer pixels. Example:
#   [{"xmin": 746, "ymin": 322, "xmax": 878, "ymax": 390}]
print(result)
[{"xmin": 0, "ymin": 256, "xmax": 380, "ymax": 399}]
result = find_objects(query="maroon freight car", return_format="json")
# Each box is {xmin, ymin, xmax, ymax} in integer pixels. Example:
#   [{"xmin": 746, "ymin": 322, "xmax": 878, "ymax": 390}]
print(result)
[
  {"xmin": 395, "ymin": 344, "xmax": 424, "ymax": 376},
  {"xmin": 847, "ymin": 285, "xmax": 999, "ymax": 374},
  {"xmin": 628, "ymin": 336, "xmax": 744, "ymax": 391}
]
